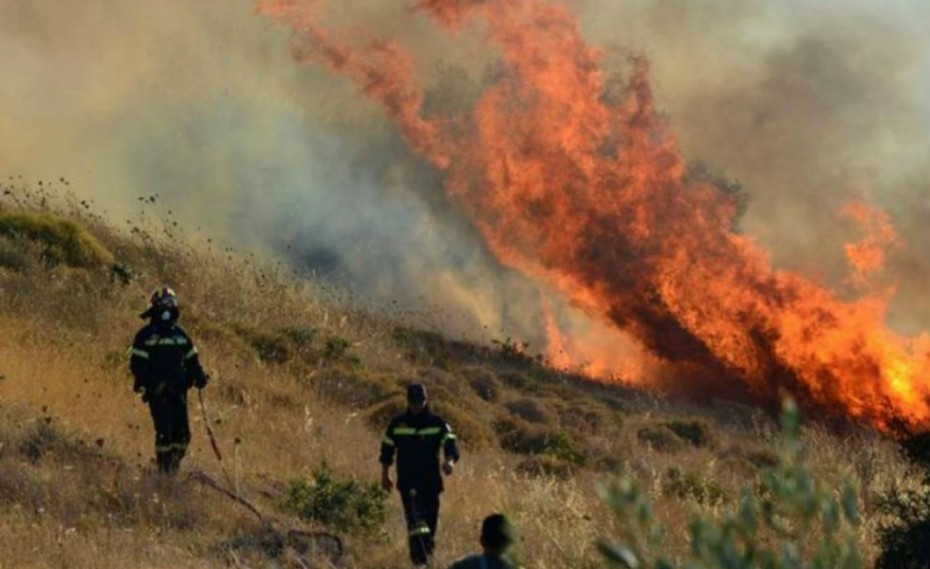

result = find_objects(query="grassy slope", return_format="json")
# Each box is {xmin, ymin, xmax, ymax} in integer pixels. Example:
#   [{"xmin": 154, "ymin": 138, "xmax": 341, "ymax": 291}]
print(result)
[{"xmin": 0, "ymin": 190, "xmax": 919, "ymax": 568}]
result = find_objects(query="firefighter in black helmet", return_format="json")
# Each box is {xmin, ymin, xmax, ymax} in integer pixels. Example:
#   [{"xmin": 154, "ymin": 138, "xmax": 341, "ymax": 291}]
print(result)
[
  {"xmin": 129, "ymin": 287, "xmax": 208, "ymax": 474},
  {"xmin": 380, "ymin": 383, "xmax": 460, "ymax": 567}
]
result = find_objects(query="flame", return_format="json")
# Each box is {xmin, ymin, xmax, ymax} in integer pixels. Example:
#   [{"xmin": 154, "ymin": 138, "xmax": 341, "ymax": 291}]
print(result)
[
  {"xmin": 259, "ymin": 0, "xmax": 930, "ymax": 432},
  {"xmin": 841, "ymin": 201, "xmax": 902, "ymax": 289}
]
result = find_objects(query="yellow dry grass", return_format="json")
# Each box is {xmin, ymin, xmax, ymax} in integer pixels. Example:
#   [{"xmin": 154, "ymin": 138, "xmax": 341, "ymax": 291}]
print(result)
[{"xmin": 0, "ymin": 197, "xmax": 920, "ymax": 568}]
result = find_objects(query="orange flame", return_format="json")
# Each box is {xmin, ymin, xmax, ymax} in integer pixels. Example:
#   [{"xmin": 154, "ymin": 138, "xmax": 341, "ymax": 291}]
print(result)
[
  {"xmin": 260, "ymin": 0, "xmax": 930, "ymax": 432},
  {"xmin": 841, "ymin": 201, "xmax": 902, "ymax": 289}
]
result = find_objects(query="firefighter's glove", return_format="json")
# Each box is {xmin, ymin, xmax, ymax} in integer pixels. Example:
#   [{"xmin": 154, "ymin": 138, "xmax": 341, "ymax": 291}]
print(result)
[
  {"xmin": 442, "ymin": 459, "xmax": 455, "ymax": 476},
  {"xmin": 194, "ymin": 373, "xmax": 209, "ymax": 390}
]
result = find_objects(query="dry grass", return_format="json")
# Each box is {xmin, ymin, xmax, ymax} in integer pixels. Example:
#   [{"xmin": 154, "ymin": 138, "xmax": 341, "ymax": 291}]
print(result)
[{"xmin": 0, "ymin": 190, "xmax": 921, "ymax": 567}]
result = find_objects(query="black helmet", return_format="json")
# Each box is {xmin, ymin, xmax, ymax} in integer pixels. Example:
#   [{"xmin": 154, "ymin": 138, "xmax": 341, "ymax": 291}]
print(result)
[
  {"xmin": 480, "ymin": 513, "xmax": 516, "ymax": 549},
  {"xmin": 406, "ymin": 383, "xmax": 428, "ymax": 404},
  {"xmin": 140, "ymin": 286, "xmax": 179, "ymax": 321}
]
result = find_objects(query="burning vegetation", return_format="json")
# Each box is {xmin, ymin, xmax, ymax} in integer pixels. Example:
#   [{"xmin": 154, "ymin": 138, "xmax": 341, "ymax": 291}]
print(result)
[{"xmin": 260, "ymin": 0, "xmax": 930, "ymax": 433}]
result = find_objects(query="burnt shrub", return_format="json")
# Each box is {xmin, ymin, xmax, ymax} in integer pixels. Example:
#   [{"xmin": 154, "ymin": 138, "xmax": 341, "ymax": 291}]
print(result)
[
  {"xmin": 636, "ymin": 425, "xmax": 687, "ymax": 453},
  {"xmin": 719, "ymin": 444, "xmax": 779, "ymax": 471},
  {"xmin": 18, "ymin": 420, "xmax": 73, "ymax": 463},
  {"xmin": 516, "ymin": 455, "xmax": 576, "ymax": 480},
  {"xmin": 557, "ymin": 403, "xmax": 609, "ymax": 436},
  {"xmin": 876, "ymin": 431, "xmax": 930, "ymax": 569},
  {"xmin": 663, "ymin": 419, "xmax": 718, "ymax": 449},
  {"xmin": 460, "ymin": 366, "xmax": 502, "ymax": 402},
  {"xmin": 505, "ymin": 397, "xmax": 556, "ymax": 426}
]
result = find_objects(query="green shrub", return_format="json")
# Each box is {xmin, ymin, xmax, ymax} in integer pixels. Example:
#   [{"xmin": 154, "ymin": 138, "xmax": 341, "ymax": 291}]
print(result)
[
  {"xmin": 599, "ymin": 399, "xmax": 862, "ymax": 569},
  {"xmin": 281, "ymin": 465, "xmax": 387, "ymax": 535},
  {"xmin": 661, "ymin": 467, "xmax": 725, "ymax": 506},
  {"xmin": 495, "ymin": 417, "xmax": 587, "ymax": 466},
  {"xmin": 323, "ymin": 336, "xmax": 352, "ymax": 362},
  {"xmin": 0, "ymin": 236, "xmax": 36, "ymax": 271},
  {"xmin": 0, "ymin": 212, "xmax": 114, "ymax": 267}
]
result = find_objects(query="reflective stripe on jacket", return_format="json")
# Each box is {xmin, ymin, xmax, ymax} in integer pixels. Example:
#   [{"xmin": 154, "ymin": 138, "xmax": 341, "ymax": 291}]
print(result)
[
  {"xmin": 130, "ymin": 322, "xmax": 205, "ymax": 393},
  {"xmin": 380, "ymin": 408, "xmax": 460, "ymax": 493}
]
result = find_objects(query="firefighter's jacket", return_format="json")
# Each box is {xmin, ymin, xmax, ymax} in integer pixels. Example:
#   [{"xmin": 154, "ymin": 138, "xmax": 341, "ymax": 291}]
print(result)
[
  {"xmin": 130, "ymin": 322, "xmax": 205, "ymax": 397},
  {"xmin": 380, "ymin": 408, "xmax": 460, "ymax": 493}
]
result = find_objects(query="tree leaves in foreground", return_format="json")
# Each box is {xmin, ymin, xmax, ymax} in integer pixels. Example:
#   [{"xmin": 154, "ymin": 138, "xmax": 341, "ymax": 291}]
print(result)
[{"xmin": 599, "ymin": 399, "xmax": 862, "ymax": 569}]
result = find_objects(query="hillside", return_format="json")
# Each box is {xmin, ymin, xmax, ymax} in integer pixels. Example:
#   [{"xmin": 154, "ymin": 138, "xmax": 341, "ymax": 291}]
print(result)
[{"xmin": 0, "ymin": 183, "xmax": 922, "ymax": 568}]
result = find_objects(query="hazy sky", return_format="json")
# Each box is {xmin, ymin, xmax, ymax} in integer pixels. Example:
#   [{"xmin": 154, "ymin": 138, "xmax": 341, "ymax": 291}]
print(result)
[{"xmin": 2, "ymin": 0, "xmax": 928, "ymax": 341}]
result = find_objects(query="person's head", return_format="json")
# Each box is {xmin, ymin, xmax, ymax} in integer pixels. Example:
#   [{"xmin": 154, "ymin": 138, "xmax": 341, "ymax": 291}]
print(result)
[
  {"xmin": 479, "ymin": 513, "xmax": 516, "ymax": 556},
  {"xmin": 406, "ymin": 383, "xmax": 427, "ymax": 414},
  {"xmin": 140, "ymin": 286, "xmax": 179, "ymax": 325}
]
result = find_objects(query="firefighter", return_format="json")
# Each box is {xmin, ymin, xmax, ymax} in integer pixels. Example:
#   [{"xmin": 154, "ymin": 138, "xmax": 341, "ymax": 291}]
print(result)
[
  {"xmin": 129, "ymin": 287, "xmax": 208, "ymax": 475},
  {"xmin": 446, "ymin": 513, "xmax": 520, "ymax": 569},
  {"xmin": 380, "ymin": 383, "xmax": 460, "ymax": 567}
]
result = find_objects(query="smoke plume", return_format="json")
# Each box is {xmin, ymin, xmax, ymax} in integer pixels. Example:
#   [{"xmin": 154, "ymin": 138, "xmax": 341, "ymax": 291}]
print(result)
[{"xmin": 3, "ymin": 0, "xmax": 930, "ymax": 427}]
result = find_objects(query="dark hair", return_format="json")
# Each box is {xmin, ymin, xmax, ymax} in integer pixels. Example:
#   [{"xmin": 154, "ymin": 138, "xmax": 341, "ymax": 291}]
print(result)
[{"xmin": 480, "ymin": 513, "xmax": 515, "ymax": 549}]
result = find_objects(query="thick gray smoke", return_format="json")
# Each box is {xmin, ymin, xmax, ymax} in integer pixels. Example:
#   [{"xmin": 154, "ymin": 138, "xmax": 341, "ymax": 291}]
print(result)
[
  {"xmin": 0, "ymin": 0, "xmax": 530, "ymax": 339},
  {"xmin": 1, "ymin": 0, "xmax": 928, "ymax": 353},
  {"xmin": 579, "ymin": 0, "xmax": 930, "ymax": 332}
]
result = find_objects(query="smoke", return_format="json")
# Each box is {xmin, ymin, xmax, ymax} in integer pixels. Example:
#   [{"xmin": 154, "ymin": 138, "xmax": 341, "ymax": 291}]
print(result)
[
  {"xmin": 2, "ymin": 0, "xmax": 929, "ymax": 362},
  {"xmin": 576, "ymin": 0, "xmax": 930, "ymax": 331},
  {"xmin": 0, "ymin": 0, "xmax": 533, "ymax": 339}
]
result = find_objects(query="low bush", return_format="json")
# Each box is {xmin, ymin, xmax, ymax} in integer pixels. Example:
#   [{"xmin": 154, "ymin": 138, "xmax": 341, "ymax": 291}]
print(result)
[
  {"xmin": 635, "ymin": 425, "xmax": 687, "ymax": 453},
  {"xmin": 431, "ymin": 401, "xmax": 496, "ymax": 451},
  {"xmin": 516, "ymin": 455, "xmax": 576, "ymax": 480},
  {"xmin": 875, "ymin": 430, "xmax": 930, "ymax": 568},
  {"xmin": 460, "ymin": 366, "xmax": 501, "ymax": 402},
  {"xmin": 661, "ymin": 467, "xmax": 725, "ymax": 506},
  {"xmin": 0, "ymin": 212, "xmax": 114, "ymax": 267},
  {"xmin": 312, "ymin": 366, "xmax": 399, "ymax": 408},
  {"xmin": 322, "ymin": 336, "xmax": 352, "ymax": 362},
  {"xmin": 663, "ymin": 419, "xmax": 718, "ymax": 450},
  {"xmin": 495, "ymin": 417, "xmax": 587, "ymax": 466},
  {"xmin": 505, "ymin": 397, "xmax": 557, "ymax": 425},
  {"xmin": 557, "ymin": 403, "xmax": 610, "ymax": 436},
  {"xmin": 280, "ymin": 465, "xmax": 387, "ymax": 535},
  {"xmin": 600, "ymin": 400, "xmax": 862, "ymax": 569}
]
